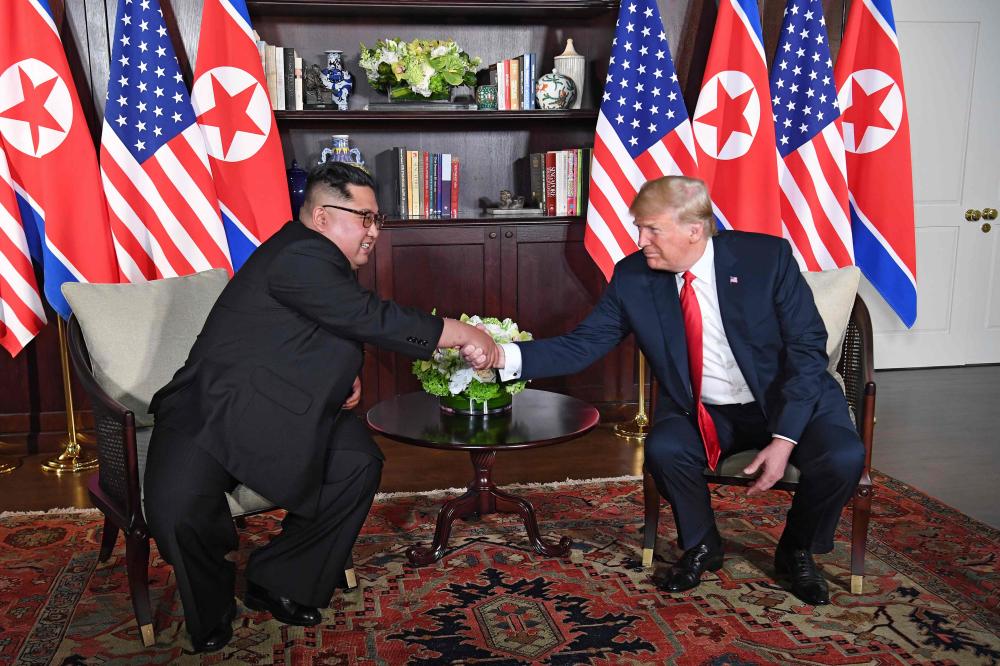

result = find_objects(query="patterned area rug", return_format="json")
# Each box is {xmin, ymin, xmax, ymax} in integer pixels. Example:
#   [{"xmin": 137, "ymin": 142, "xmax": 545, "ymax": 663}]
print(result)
[{"xmin": 1, "ymin": 472, "xmax": 998, "ymax": 665}]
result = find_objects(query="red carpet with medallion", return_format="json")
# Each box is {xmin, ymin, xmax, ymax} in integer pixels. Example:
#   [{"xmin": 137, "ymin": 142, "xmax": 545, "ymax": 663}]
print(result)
[{"xmin": 1, "ymin": 472, "xmax": 998, "ymax": 665}]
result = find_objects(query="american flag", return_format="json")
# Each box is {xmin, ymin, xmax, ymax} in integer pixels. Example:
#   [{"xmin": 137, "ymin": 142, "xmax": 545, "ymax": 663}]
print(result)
[
  {"xmin": 0, "ymin": 150, "xmax": 45, "ymax": 356},
  {"xmin": 100, "ymin": 0, "xmax": 233, "ymax": 282},
  {"xmin": 584, "ymin": 0, "xmax": 699, "ymax": 281},
  {"xmin": 771, "ymin": 0, "xmax": 853, "ymax": 270}
]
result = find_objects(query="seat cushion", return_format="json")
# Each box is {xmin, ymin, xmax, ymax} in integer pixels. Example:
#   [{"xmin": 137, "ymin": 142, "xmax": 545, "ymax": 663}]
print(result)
[
  {"xmin": 706, "ymin": 449, "xmax": 801, "ymax": 484},
  {"xmin": 801, "ymin": 266, "xmax": 861, "ymax": 391},
  {"xmin": 136, "ymin": 426, "xmax": 275, "ymax": 517},
  {"xmin": 62, "ymin": 269, "xmax": 229, "ymax": 427}
]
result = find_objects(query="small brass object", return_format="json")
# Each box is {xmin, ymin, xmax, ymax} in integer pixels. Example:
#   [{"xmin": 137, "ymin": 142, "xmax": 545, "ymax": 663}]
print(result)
[
  {"xmin": 965, "ymin": 209, "xmax": 982, "ymax": 221},
  {"xmin": 982, "ymin": 207, "xmax": 998, "ymax": 220},
  {"xmin": 982, "ymin": 222, "xmax": 992, "ymax": 233}
]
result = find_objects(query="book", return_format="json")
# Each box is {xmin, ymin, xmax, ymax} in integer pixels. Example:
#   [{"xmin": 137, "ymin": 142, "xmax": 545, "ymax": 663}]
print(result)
[
  {"xmin": 421, "ymin": 151, "xmax": 430, "ymax": 218},
  {"xmin": 283, "ymin": 47, "xmax": 296, "ymax": 111},
  {"xmin": 451, "ymin": 157, "xmax": 460, "ymax": 215},
  {"xmin": 510, "ymin": 57, "xmax": 520, "ymax": 110},
  {"xmin": 497, "ymin": 59, "xmax": 507, "ymax": 111},
  {"xmin": 374, "ymin": 148, "xmax": 404, "ymax": 217},
  {"xmin": 441, "ymin": 153, "xmax": 452, "ymax": 216},
  {"xmin": 567, "ymin": 149, "xmax": 577, "ymax": 216},
  {"xmin": 275, "ymin": 46, "xmax": 285, "ymax": 111},
  {"xmin": 293, "ymin": 56, "xmax": 303, "ymax": 111},
  {"xmin": 544, "ymin": 151, "xmax": 557, "ymax": 216},
  {"xmin": 407, "ymin": 150, "xmax": 420, "ymax": 217},
  {"xmin": 555, "ymin": 150, "xmax": 568, "ymax": 216},
  {"xmin": 264, "ymin": 44, "xmax": 277, "ymax": 108}
]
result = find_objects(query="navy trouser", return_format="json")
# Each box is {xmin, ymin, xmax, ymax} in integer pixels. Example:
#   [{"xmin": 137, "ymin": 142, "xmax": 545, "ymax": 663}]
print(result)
[{"xmin": 643, "ymin": 395, "xmax": 864, "ymax": 554}]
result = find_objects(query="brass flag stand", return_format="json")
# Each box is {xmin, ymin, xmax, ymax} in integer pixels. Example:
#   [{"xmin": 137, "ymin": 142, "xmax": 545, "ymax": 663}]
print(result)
[
  {"xmin": 0, "ymin": 441, "xmax": 20, "ymax": 475},
  {"xmin": 41, "ymin": 318, "xmax": 98, "ymax": 473},
  {"xmin": 615, "ymin": 351, "xmax": 649, "ymax": 442}
]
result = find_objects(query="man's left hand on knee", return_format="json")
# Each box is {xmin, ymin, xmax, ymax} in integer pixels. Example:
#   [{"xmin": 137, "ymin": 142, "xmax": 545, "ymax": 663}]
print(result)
[{"xmin": 744, "ymin": 438, "xmax": 795, "ymax": 495}]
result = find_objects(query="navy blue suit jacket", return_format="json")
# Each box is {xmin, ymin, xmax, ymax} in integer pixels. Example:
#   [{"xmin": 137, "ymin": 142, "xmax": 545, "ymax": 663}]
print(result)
[{"xmin": 518, "ymin": 231, "xmax": 843, "ymax": 442}]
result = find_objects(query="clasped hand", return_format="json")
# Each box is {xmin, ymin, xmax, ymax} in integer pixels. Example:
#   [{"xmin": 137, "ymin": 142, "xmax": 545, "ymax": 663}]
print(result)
[{"xmin": 459, "ymin": 324, "xmax": 504, "ymax": 371}]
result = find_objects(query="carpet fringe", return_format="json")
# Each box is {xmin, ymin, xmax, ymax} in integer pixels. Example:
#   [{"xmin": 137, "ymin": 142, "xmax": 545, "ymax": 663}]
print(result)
[
  {"xmin": 373, "ymin": 473, "xmax": 643, "ymax": 501},
  {"xmin": 0, "ymin": 506, "xmax": 102, "ymax": 518}
]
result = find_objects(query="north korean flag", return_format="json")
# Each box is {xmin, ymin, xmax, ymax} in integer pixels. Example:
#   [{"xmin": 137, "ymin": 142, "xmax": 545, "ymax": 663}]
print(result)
[
  {"xmin": 835, "ymin": 0, "xmax": 916, "ymax": 327},
  {"xmin": 0, "ymin": 0, "xmax": 119, "ymax": 317},
  {"xmin": 192, "ymin": 0, "xmax": 290, "ymax": 270},
  {"xmin": 692, "ymin": 0, "xmax": 781, "ymax": 236}
]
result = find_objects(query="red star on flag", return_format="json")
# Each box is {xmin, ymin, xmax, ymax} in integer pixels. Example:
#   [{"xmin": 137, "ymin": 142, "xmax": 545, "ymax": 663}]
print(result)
[
  {"xmin": 696, "ymin": 78, "xmax": 754, "ymax": 153},
  {"xmin": 0, "ymin": 67, "xmax": 64, "ymax": 154},
  {"xmin": 842, "ymin": 77, "xmax": 895, "ymax": 147},
  {"xmin": 196, "ymin": 73, "xmax": 264, "ymax": 159}
]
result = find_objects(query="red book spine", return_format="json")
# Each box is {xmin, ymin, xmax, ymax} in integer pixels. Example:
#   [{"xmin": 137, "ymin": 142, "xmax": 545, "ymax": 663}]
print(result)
[
  {"xmin": 421, "ymin": 151, "xmax": 430, "ymax": 218},
  {"xmin": 451, "ymin": 157, "xmax": 460, "ymax": 216},
  {"xmin": 504, "ymin": 59, "xmax": 512, "ymax": 110},
  {"xmin": 544, "ymin": 151, "xmax": 557, "ymax": 216}
]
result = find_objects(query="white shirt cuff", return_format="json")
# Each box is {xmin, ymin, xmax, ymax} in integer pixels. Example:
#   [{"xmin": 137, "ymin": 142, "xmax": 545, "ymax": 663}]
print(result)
[
  {"xmin": 772, "ymin": 434, "xmax": 797, "ymax": 446},
  {"xmin": 498, "ymin": 343, "xmax": 522, "ymax": 381}
]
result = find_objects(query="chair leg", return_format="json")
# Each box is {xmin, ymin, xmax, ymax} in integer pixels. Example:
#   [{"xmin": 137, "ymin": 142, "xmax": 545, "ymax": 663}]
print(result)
[
  {"xmin": 344, "ymin": 553, "xmax": 357, "ymax": 589},
  {"xmin": 125, "ymin": 533, "xmax": 155, "ymax": 647},
  {"xmin": 642, "ymin": 471, "xmax": 660, "ymax": 568},
  {"xmin": 850, "ymin": 483, "xmax": 873, "ymax": 594},
  {"xmin": 98, "ymin": 515, "xmax": 120, "ymax": 562}
]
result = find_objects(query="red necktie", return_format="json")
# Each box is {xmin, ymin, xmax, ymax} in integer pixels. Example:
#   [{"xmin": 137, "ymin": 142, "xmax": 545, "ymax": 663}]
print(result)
[{"xmin": 679, "ymin": 271, "xmax": 722, "ymax": 470}]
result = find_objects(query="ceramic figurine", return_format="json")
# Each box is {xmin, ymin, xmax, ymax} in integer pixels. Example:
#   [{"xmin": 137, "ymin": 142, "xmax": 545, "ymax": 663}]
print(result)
[{"xmin": 321, "ymin": 50, "xmax": 353, "ymax": 111}]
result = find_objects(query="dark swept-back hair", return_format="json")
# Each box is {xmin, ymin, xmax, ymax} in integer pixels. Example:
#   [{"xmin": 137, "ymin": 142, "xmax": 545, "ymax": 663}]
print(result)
[{"xmin": 303, "ymin": 162, "xmax": 376, "ymax": 204}]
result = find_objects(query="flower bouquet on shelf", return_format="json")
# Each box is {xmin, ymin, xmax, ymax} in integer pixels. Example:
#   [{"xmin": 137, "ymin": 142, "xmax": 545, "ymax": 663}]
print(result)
[
  {"xmin": 359, "ymin": 38, "xmax": 480, "ymax": 103},
  {"xmin": 412, "ymin": 314, "xmax": 532, "ymax": 415}
]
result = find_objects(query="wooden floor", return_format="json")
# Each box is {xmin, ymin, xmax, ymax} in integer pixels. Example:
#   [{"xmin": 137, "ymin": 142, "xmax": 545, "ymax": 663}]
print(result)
[{"xmin": 1, "ymin": 366, "xmax": 998, "ymax": 528}]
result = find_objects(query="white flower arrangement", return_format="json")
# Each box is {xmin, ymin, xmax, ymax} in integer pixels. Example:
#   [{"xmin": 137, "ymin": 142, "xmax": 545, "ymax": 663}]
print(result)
[
  {"xmin": 412, "ymin": 314, "xmax": 532, "ymax": 405},
  {"xmin": 358, "ymin": 38, "xmax": 480, "ymax": 100}
]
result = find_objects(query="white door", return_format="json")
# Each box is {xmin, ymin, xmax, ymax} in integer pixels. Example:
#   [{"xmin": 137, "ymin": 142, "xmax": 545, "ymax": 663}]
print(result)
[{"xmin": 860, "ymin": 0, "xmax": 1000, "ymax": 368}]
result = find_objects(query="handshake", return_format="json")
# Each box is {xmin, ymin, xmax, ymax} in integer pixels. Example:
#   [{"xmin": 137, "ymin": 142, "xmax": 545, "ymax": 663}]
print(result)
[{"xmin": 438, "ymin": 318, "xmax": 505, "ymax": 371}]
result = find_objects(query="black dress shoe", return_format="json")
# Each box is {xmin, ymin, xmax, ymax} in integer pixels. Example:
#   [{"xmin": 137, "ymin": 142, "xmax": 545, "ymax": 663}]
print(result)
[
  {"xmin": 659, "ymin": 541, "xmax": 725, "ymax": 592},
  {"xmin": 244, "ymin": 581, "xmax": 322, "ymax": 626},
  {"xmin": 191, "ymin": 601, "xmax": 236, "ymax": 653},
  {"xmin": 774, "ymin": 546, "xmax": 830, "ymax": 605}
]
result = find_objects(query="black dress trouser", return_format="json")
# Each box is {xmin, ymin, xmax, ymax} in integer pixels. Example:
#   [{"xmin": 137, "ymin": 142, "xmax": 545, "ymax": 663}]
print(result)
[
  {"xmin": 144, "ymin": 412, "xmax": 382, "ymax": 643},
  {"xmin": 643, "ymin": 393, "xmax": 864, "ymax": 554}
]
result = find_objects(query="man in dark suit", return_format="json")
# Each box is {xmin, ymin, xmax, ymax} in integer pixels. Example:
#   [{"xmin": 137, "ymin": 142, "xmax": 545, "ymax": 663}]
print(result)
[
  {"xmin": 144, "ymin": 162, "xmax": 497, "ymax": 652},
  {"xmin": 476, "ymin": 176, "xmax": 863, "ymax": 606}
]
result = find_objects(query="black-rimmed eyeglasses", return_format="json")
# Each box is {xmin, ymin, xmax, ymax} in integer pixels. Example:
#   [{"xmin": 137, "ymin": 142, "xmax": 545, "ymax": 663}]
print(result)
[{"xmin": 321, "ymin": 204, "xmax": 386, "ymax": 229}]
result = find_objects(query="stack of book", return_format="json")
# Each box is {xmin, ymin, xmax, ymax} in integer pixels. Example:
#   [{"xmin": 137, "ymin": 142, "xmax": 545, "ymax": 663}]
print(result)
[
  {"xmin": 375, "ymin": 149, "xmax": 461, "ymax": 219},
  {"xmin": 255, "ymin": 34, "xmax": 303, "ymax": 111},
  {"xmin": 518, "ymin": 149, "xmax": 592, "ymax": 217},
  {"xmin": 483, "ymin": 53, "xmax": 537, "ymax": 110}
]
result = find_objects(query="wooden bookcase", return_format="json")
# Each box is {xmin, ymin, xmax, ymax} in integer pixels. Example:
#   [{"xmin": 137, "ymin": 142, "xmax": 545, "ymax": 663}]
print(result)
[{"xmin": 248, "ymin": 0, "xmax": 633, "ymax": 408}]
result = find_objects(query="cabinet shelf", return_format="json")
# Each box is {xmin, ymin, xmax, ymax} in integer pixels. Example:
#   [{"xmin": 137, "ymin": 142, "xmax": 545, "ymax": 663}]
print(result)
[
  {"xmin": 382, "ymin": 214, "xmax": 584, "ymax": 228},
  {"xmin": 275, "ymin": 109, "xmax": 599, "ymax": 128},
  {"xmin": 248, "ymin": 0, "xmax": 618, "ymax": 19}
]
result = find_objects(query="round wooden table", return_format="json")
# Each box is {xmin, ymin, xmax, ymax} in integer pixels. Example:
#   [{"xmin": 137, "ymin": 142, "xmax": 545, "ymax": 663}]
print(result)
[{"xmin": 367, "ymin": 389, "xmax": 599, "ymax": 565}]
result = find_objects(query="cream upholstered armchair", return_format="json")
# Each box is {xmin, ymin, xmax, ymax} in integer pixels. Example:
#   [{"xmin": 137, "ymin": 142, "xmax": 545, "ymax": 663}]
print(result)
[
  {"xmin": 63, "ymin": 270, "xmax": 356, "ymax": 647},
  {"xmin": 641, "ymin": 267, "xmax": 876, "ymax": 595}
]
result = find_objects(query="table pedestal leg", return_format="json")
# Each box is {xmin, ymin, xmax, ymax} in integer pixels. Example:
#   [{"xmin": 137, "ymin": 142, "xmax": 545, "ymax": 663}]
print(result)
[{"xmin": 406, "ymin": 450, "xmax": 571, "ymax": 565}]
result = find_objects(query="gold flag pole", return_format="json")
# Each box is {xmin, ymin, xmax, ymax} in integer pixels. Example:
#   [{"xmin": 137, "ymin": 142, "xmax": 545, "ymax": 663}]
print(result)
[
  {"xmin": 615, "ymin": 351, "xmax": 649, "ymax": 441},
  {"xmin": 41, "ymin": 318, "xmax": 98, "ymax": 473}
]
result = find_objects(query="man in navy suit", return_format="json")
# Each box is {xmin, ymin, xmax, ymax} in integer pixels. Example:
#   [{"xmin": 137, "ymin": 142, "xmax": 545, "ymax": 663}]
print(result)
[{"xmin": 474, "ymin": 176, "xmax": 863, "ymax": 605}]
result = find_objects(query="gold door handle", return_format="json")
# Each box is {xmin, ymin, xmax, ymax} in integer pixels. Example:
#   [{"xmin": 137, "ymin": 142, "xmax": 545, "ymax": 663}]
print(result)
[
  {"xmin": 983, "ymin": 207, "xmax": 998, "ymax": 220},
  {"xmin": 966, "ymin": 209, "xmax": 982, "ymax": 221},
  {"xmin": 983, "ymin": 222, "xmax": 992, "ymax": 233}
]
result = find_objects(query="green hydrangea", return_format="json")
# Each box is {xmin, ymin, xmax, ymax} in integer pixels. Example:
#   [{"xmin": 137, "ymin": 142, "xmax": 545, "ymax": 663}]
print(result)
[
  {"xmin": 411, "ymin": 313, "xmax": 531, "ymax": 406},
  {"xmin": 359, "ymin": 38, "xmax": 480, "ymax": 98}
]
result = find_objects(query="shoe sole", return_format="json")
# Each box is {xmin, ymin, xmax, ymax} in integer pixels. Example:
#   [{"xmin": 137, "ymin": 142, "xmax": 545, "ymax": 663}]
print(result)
[{"xmin": 244, "ymin": 592, "xmax": 322, "ymax": 627}]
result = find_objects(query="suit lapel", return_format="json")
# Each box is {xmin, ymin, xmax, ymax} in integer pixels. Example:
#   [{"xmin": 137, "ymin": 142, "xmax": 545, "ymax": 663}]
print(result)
[
  {"xmin": 649, "ymin": 269, "xmax": 692, "ymax": 402},
  {"xmin": 713, "ymin": 237, "xmax": 762, "ymax": 402}
]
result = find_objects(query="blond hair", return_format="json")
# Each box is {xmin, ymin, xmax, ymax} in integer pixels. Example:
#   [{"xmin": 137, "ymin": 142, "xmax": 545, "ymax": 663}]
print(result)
[{"xmin": 629, "ymin": 176, "xmax": 716, "ymax": 237}]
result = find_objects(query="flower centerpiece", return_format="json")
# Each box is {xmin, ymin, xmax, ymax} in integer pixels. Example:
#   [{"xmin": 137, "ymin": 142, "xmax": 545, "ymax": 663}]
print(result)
[
  {"xmin": 359, "ymin": 38, "xmax": 481, "ymax": 102},
  {"xmin": 412, "ymin": 314, "xmax": 532, "ymax": 415}
]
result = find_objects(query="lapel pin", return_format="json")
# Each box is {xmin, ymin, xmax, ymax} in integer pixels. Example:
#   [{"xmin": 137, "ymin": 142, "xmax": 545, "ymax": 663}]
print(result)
[{"xmin": 729, "ymin": 276, "xmax": 739, "ymax": 284}]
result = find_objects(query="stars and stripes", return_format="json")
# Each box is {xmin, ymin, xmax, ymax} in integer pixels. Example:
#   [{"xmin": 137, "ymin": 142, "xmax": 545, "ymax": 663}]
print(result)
[
  {"xmin": 1, "ymin": 0, "xmax": 119, "ymax": 355},
  {"xmin": 585, "ymin": 0, "xmax": 699, "ymax": 281},
  {"xmin": 100, "ymin": 0, "xmax": 233, "ymax": 282},
  {"xmin": 0, "ymin": 150, "xmax": 45, "ymax": 356},
  {"xmin": 771, "ymin": 0, "xmax": 853, "ymax": 271},
  {"xmin": 835, "ymin": 0, "xmax": 916, "ymax": 326}
]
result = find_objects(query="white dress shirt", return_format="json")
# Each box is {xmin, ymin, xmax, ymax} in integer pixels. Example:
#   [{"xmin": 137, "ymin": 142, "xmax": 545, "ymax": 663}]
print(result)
[{"xmin": 499, "ymin": 238, "xmax": 794, "ymax": 443}]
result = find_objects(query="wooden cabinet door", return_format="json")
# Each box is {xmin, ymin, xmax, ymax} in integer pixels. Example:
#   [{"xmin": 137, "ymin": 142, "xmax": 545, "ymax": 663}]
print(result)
[
  {"xmin": 368, "ymin": 225, "xmax": 501, "ymax": 403},
  {"xmin": 499, "ymin": 223, "xmax": 635, "ymax": 404}
]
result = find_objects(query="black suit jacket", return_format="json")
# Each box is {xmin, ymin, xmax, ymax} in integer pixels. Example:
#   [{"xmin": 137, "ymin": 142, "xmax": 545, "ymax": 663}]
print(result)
[
  {"xmin": 518, "ymin": 231, "xmax": 845, "ymax": 441},
  {"xmin": 150, "ymin": 221, "xmax": 443, "ymax": 516}
]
